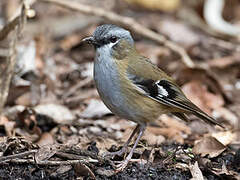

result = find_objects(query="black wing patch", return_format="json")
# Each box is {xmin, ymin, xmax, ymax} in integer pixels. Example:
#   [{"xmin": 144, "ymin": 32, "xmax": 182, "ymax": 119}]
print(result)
[
  {"xmin": 128, "ymin": 75, "xmax": 158, "ymax": 97},
  {"xmin": 128, "ymin": 73, "xmax": 177, "ymax": 101},
  {"xmin": 128, "ymin": 73, "xmax": 192, "ymax": 110}
]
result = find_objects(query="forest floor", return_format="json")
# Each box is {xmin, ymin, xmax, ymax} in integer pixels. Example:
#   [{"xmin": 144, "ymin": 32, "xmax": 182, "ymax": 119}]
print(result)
[{"xmin": 0, "ymin": 0, "xmax": 240, "ymax": 179}]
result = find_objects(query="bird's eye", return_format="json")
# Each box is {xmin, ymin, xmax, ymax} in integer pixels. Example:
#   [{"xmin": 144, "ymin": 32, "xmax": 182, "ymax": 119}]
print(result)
[{"xmin": 110, "ymin": 36, "xmax": 118, "ymax": 43}]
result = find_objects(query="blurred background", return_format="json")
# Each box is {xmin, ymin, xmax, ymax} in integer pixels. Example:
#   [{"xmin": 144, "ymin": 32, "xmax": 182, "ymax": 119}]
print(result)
[{"xmin": 0, "ymin": 0, "xmax": 240, "ymax": 179}]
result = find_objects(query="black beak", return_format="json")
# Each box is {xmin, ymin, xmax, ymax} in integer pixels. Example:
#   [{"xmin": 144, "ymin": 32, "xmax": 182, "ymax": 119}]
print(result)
[{"xmin": 82, "ymin": 36, "xmax": 98, "ymax": 46}]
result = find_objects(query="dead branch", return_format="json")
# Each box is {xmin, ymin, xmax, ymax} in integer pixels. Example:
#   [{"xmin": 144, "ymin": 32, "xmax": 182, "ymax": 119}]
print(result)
[
  {"xmin": 41, "ymin": 0, "xmax": 195, "ymax": 68},
  {"xmin": 0, "ymin": 16, "xmax": 21, "ymax": 41},
  {"xmin": 59, "ymin": 146, "xmax": 101, "ymax": 161},
  {"xmin": 0, "ymin": 158, "xmax": 97, "ymax": 165},
  {"xmin": 0, "ymin": 6, "xmax": 23, "ymax": 115},
  {"xmin": 0, "ymin": 0, "xmax": 36, "ymax": 115},
  {"xmin": 56, "ymin": 152, "xmax": 86, "ymax": 160},
  {"xmin": 0, "ymin": 150, "xmax": 37, "ymax": 162}
]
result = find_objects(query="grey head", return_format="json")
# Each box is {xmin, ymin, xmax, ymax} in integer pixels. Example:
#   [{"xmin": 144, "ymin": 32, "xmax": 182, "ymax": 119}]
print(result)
[{"xmin": 82, "ymin": 24, "xmax": 134, "ymax": 49}]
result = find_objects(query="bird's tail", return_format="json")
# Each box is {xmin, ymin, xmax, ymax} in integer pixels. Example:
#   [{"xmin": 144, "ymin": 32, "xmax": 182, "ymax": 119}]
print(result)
[{"xmin": 193, "ymin": 109, "xmax": 225, "ymax": 129}]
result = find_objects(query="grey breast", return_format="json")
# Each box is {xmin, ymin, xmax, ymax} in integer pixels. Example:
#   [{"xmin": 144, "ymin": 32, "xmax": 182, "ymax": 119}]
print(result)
[{"xmin": 93, "ymin": 47, "xmax": 136, "ymax": 120}]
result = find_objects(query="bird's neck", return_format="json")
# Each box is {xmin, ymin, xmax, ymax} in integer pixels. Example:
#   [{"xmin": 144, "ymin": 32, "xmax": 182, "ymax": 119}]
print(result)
[{"xmin": 112, "ymin": 40, "xmax": 137, "ymax": 61}]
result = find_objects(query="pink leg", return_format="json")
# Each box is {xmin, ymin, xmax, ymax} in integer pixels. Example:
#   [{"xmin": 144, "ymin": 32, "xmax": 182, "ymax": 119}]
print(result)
[
  {"xmin": 104, "ymin": 124, "xmax": 140, "ymax": 158},
  {"xmin": 115, "ymin": 124, "xmax": 146, "ymax": 172}
]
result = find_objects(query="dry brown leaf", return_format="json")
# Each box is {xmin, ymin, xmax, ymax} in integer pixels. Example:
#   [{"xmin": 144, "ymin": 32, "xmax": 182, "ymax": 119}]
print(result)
[
  {"xmin": 74, "ymin": 136, "xmax": 92, "ymax": 150},
  {"xmin": 35, "ymin": 144, "xmax": 58, "ymax": 162},
  {"xmin": 74, "ymin": 163, "xmax": 96, "ymax": 179},
  {"xmin": 65, "ymin": 135, "xmax": 80, "ymax": 146},
  {"xmin": 148, "ymin": 127, "xmax": 185, "ymax": 143},
  {"xmin": 76, "ymin": 131, "xmax": 118, "ymax": 155},
  {"xmin": 122, "ymin": 125, "xmax": 166, "ymax": 146},
  {"xmin": 112, "ymin": 119, "xmax": 136, "ymax": 130},
  {"xmin": 80, "ymin": 99, "xmax": 111, "ymax": 118},
  {"xmin": 97, "ymin": 137, "xmax": 119, "ymax": 154},
  {"xmin": 182, "ymin": 81, "xmax": 224, "ymax": 114},
  {"xmin": 193, "ymin": 136, "xmax": 226, "ymax": 158},
  {"xmin": 34, "ymin": 104, "xmax": 75, "ymax": 124},
  {"xmin": 161, "ymin": 115, "xmax": 191, "ymax": 134},
  {"xmin": 211, "ymin": 131, "xmax": 236, "ymax": 146},
  {"xmin": 37, "ymin": 132, "xmax": 55, "ymax": 146},
  {"xmin": 142, "ymin": 128, "xmax": 165, "ymax": 146},
  {"xmin": 144, "ymin": 115, "xmax": 191, "ymax": 143},
  {"xmin": 189, "ymin": 121, "xmax": 212, "ymax": 135}
]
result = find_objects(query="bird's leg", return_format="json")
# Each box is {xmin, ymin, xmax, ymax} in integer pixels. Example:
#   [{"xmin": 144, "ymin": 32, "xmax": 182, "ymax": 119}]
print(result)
[
  {"xmin": 115, "ymin": 124, "xmax": 146, "ymax": 172},
  {"xmin": 103, "ymin": 124, "xmax": 140, "ymax": 158}
]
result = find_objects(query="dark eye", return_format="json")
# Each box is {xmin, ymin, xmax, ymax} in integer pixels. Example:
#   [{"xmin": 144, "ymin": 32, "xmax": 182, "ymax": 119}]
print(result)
[{"xmin": 110, "ymin": 36, "xmax": 118, "ymax": 43}]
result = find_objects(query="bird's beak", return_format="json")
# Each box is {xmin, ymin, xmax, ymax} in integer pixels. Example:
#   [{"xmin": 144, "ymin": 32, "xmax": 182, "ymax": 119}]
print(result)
[{"xmin": 82, "ymin": 36, "xmax": 98, "ymax": 46}]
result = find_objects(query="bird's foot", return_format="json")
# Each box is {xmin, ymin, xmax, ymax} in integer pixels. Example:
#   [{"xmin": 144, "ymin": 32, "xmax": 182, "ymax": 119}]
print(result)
[
  {"xmin": 112, "ymin": 158, "xmax": 148, "ymax": 172},
  {"xmin": 114, "ymin": 159, "xmax": 130, "ymax": 172}
]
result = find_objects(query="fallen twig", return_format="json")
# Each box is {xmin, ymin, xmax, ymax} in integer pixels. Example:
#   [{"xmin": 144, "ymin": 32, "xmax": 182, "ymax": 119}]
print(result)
[
  {"xmin": 0, "ymin": 150, "xmax": 37, "ymax": 162},
  {"xmin": 0, "ymin": 3, "xmax": 25, "ymax": 115},
  {"xmin": 55, "ymin": 152, "xmax": 98, "ymax": 164},
  {"xmin": 0, "ymin": 158, "xmax": 98, "ymax": 165},
  {"xmin": 0, "ymin": 16, "xmax": 21, "ymax": 41},
  {"xmin": 41, "ymin": 0, "xmax": 195, "ymax": 68},
  {"xmin": 59, "ymin": 145, "xmax": 103, "ymax": 162},
  {"xmin": 0, "ymin": 0, "xmax": 35, "ymax": 41}
]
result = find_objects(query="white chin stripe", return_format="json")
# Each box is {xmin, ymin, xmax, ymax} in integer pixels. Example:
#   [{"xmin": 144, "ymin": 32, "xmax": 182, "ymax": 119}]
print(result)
[{"xmin": 104, "ymin": 40, "xmax": 120, "ymax": 49}]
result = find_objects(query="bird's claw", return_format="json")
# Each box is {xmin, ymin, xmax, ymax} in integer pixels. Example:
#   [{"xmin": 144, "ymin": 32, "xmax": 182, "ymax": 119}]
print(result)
[
  {"xmin": 113, "ymin": 160, "xmax": 129, "ymax": 172},
  {"xmin": 111, "ymin": 158, "xmax": 147, "ymax": 172}
]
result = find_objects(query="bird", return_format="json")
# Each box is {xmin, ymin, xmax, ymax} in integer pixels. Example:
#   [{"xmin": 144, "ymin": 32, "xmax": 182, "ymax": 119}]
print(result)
[{"xmin": 82, "ymin": 24, "xmax": 224, "ymax": 171}]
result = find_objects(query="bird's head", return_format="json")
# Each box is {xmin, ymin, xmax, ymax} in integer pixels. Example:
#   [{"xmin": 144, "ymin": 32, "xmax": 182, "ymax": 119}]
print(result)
[{"xmin": 82, "ymin": 24, "xmax": 135, "ymax": 60}]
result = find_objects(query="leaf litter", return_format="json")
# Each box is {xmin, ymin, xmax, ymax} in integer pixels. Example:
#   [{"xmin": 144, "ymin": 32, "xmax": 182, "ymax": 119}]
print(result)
[{"xmin": 0, "ymin": 0, "xmax": 240, "ymax": 179}]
